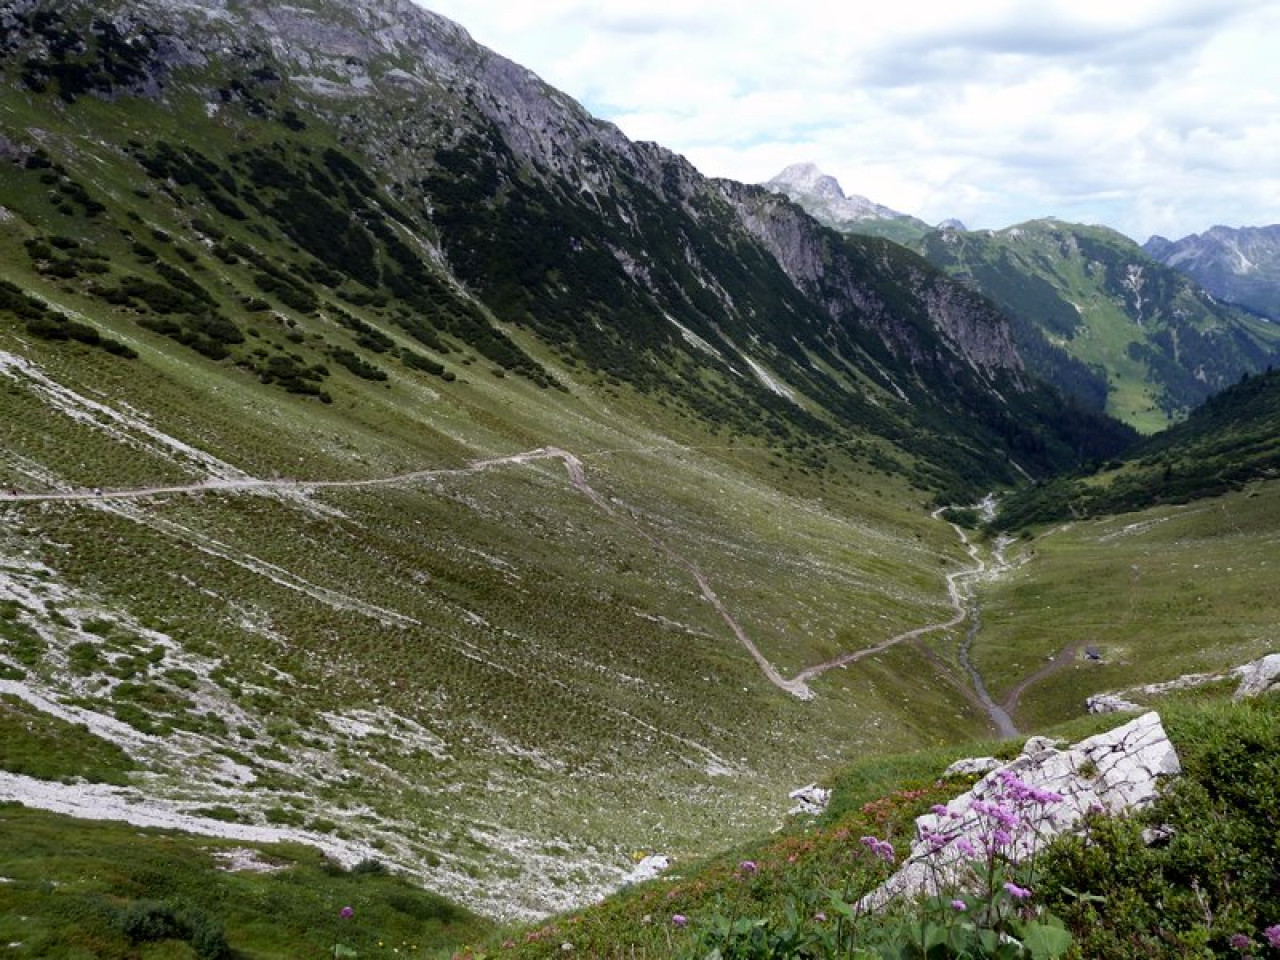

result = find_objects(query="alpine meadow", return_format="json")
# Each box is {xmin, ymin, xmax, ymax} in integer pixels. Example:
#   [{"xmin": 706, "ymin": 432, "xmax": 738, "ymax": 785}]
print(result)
[{"xmin": 1, "ymin": 2, "xmax": 1279, "ymax": 958}]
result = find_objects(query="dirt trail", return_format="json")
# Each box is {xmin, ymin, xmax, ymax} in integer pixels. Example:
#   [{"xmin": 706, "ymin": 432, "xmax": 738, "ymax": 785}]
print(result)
[
  {"xmin": 0, "ymin": 448, "xmax": 995, "ymax": 704},
  {"xmin": 791, "ymin": 510, "xmax": 987, "ymax": 686},
  {"xmin": 1000, "ymin": 642, "xmax": 1081, "ymax": 719}
]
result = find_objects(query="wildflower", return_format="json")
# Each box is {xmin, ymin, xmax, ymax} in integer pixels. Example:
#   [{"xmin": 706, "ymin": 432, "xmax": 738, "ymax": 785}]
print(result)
[
  {"xmin": 954, "ymin": 837, "xmax": 978, "ymax": 858},
  {"xmin": 1265, "ymin": 925, "xmax": 1280, "ymax": 948},
  {"xmin": 1003, "ymin": 882, "xmax": 1031, "ymax": 900},
  {"xmin": 860, "ymin": 835, "xmax": 895, "ymax": 862},
  {"xmin": 671, "ymin": 914, "xmax": 688, "ymax": 927},
  {"xmin": 813, "ymin": 911, "xmax": 827, "ymax": 922},
  {"xmin": 1229, "ymin": 933, "xmax": 1253, "ymax": 952},
  {"xmin": 738, "ymin": 860, "xmax": 758, "ymax": 874},
  {"xmin": 950, "ymin": 899, "xmax": 967, "ymax": 911},
  {"xmin": 931, "ymin": 804, "xmax": 950, "ymax": 816},
  {"xmin": 339, "ymin": 906, "xmax": 354, "ymax": 919}
]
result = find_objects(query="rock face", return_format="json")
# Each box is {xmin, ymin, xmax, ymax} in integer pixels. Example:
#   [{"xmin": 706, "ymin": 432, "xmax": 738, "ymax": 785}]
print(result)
[
  {"xmin": 1144, "ymin": 225, "xmax": 1280, "ymax": 320},
  {"xmin": 762, "ymin": 163, "xmax": 933, "ymax": 244},
  {"xmin": 765, "ymin": 163, "xmax": 910, "ymax": 224},
  {"xmin": 861, "ymin": 712, "xmax": 1180, "ymax": 909}
]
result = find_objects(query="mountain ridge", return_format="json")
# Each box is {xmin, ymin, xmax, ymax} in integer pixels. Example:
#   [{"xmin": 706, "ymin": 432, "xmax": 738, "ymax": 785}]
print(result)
[{"xmin": 1144, "ymin": 224, "xmax": 1280, "ymax": 320}]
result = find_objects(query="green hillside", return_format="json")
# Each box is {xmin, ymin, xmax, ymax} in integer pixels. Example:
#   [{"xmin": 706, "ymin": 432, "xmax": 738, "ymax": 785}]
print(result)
[
  {"xmin": 919, "ymin": 221, "xmax": 1280, "ymax": 432},
  {"xmin": 0, "ymin": 1, "xmax": 1277, "ymax": 953},
  {"xmin": 996, "ymin": 366, "xmax": 1280, "ymax": 529}
]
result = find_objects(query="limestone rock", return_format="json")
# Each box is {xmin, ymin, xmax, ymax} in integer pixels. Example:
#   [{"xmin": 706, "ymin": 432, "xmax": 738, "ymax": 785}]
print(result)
[
  {"xmin": 622, "ymin": 854, "xmax": 669, "ymax": 886},
  {"xmin": 788, "ymin": 783, "xmax": 831, "ymax": 817},
  {"xmin": 861, "ymin": 712, "xmax": 1179, "ymax": 910},
  {"xmin": 1234, "ymin": 653, "xmax": 1280, "ymax": 701},
  {"xmin": 942, "ymin": 757, "xmax": 1002, "ymax": 778},
  {"xmin": 1087, "ymin": 693, "xmax": 1141, "ymax": 715}
]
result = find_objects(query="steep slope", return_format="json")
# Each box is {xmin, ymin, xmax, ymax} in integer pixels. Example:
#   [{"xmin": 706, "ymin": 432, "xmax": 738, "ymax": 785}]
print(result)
[
  {"xmin": 1145, "ymin": 224, "xmax": 1280, "ymax": 320},
  {"xmin": 0, "ymin": 0, "xmax": 1139, "ymax": 922},
  {"xmin": 0, "ymin": 0, "xmax": 1132, "ymax": 496},
  {"xmin": 919, "ymin": 220, "xmax": 1280, "ymax": 431},
  {"xmin": 996, "ymin": 366, "xmax": 1280, "ymax": 528},
  {"xmin": 763, "ymin": 163, "xmax": 935, "ymax": 246}
]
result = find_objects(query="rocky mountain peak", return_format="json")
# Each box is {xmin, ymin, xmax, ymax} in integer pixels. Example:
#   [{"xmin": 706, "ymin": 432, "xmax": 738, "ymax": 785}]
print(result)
[
  {"xmin": 764, "ymin": 163, "xmax": 907, "ymax": 223},
  {"xmin": 1143, "ymin": 224, "xmax": 1280, "ymax": 319}
]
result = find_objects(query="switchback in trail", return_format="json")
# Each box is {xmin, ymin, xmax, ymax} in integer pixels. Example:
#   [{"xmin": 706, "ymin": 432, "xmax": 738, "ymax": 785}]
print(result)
[{"xmin": 1, "ymin": 447, "xmax": 994, "ymax": 704}]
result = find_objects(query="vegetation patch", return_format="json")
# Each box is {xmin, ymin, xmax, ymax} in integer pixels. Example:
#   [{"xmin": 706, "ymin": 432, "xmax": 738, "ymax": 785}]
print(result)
[{"xmin": 0, "ymin": 694, "xmax": 135, "ymax": 784}]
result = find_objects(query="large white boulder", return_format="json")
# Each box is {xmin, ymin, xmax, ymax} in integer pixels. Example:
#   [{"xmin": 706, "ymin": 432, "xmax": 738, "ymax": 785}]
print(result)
[{"xmin": 860, "ymin": 712, "xmax": 1180, "ymax": 910}]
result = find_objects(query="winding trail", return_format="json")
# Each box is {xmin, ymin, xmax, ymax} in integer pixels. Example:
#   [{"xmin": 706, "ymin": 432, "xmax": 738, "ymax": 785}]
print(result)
[
  {"xmin": 791, "ymin": 509, "xmax": 988, "ymax": 687},
  {"xmin": 1, "ymin": 448, "xmax": 997, "ymax": 704}
]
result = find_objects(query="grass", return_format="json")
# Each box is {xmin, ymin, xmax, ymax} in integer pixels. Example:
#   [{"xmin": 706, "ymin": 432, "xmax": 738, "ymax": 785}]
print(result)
[
  {"xmin": 971, "ymin": 482, "xmax": 1280, "ymax": 730},
  {"xmin": 0, "ymin": 805, "xmax": 491, "ymax": 959},
  {"xmin": 0, "ymin": 694, "xmax": 135, "ymax": 784}
]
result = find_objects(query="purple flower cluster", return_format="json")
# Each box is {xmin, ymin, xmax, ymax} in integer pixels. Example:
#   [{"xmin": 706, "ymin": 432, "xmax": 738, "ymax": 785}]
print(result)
[
  {"xmin": 859, "ymin": 835, "xmax": 896, "ymax": 863},
  {"xmin": 1266, "ymin": 924, "xmax": 1280, "ymax": 949},
  {"xmin": 737, "ymin": 860, "xmax": 758, "ymax": 875},
  {"xmin": 995, "ymin": 769, "xmax": 1063, "ymax": 808},
  {"xmin": 1003, "ymin": 882, "xmax": 1031, "ymax": 901}
]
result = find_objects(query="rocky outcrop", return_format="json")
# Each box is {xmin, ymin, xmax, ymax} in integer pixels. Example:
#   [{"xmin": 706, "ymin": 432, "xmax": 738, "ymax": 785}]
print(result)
[
  {"xmin": 862, "ymin": 712, "xmax": 1179, "ymax": 909},
  {"xmin": 942, "ymin": 756, "xmax": 1002, "ymax": 777},
  {"xmin": 1086, "ymin": 654, "xmax": 1280, "ymax": 713},
  {"xmin": 788, "ymin": 783, "xmax": 831, "ymax": 817},
  {"xmin": 1234, "ymin": 653, "xmax": 1280, "ymax": 701}
]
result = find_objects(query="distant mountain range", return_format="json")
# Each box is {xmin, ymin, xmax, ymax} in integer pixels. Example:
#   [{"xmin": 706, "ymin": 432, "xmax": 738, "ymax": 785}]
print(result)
[
  {"xmin": 766, "ymin": 167, "xmax": 1280, "ymax": 431},
  {"xmin": 1144, "ymin": 226, "xmax": 1280, "ymax": 320}
]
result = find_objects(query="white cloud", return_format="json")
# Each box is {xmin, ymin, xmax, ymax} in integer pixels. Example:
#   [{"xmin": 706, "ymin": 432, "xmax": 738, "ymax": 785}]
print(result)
[{"xmin": 422, "ymin": 0, "xmax": 1280, "ymax": 240}]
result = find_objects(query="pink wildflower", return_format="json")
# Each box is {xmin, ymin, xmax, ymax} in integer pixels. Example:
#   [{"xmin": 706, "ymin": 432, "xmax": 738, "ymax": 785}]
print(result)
[
  {"xmin": 339, "ymin": 906, "xmax": 354, "ymax": 919},
  {"xmin": 1003, "ymin": 882, "xmax": 1031, "ymax": 900},
  {"xmin": 950, "ymin": 899, "xmax": 967, "ymax": 911},
  {"xmin": 671, "ymin": 914, "xmax": 688, "ymax": 928},
  {"xmin": 1265, "ymin": 925, "xmax": 1280, "ymax": 949}
]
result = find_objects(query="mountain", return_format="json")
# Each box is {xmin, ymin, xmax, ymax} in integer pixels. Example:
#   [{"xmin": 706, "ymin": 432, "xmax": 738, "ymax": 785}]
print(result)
[
  {"xmin": 763, "ymin": 163, "xmax": 935, "ymax": 246},
  {"xmin": 769, "ymin": 173, "xmax": 1280, "ymax": 432},
  {"xmin": 996, "ymin": 365, "xmax": 1280, "ymax": 529},
  {"xmin": 1145, "ymin": 225, "xmax": 1280, "ymax": 320},
  {"xmin": 918, "ymin": 220, "xmax": 1280, "ymax": 432},
  {"xmin": 0, "ymin": 0, "xmax": 1148, "ymax": 924}
]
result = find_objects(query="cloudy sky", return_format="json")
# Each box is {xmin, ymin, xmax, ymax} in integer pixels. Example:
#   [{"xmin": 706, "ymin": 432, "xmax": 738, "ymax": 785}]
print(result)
[{"xmin": 422, "ymin": 0, "xmax": 1279, "ymax": 241}]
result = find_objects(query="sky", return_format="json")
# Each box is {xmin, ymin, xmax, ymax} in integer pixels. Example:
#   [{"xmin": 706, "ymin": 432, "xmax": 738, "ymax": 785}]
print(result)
[{"xmin": 421, "ymin": 0, "xmax": 1280, "ymax": 242}]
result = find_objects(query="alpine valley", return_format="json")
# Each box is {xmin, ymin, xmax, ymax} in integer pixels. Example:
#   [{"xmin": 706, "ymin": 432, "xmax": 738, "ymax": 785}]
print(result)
[{"xmin": 1, "ymin": 2, "xmax": 1278, "ymax": 958}]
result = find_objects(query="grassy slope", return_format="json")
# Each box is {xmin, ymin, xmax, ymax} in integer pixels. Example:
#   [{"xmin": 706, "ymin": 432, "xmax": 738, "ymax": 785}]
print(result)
[
  {"xmin": 465, "ymin": 691, "xmax": 1280, "ymax": 959},
  {"xmin": 974, "ymin": 482, "xmax": 1280, "ymax": 731},
  {"xmin": 918, "ymin": 221, "xmax": 1280, "ymax": 432},
  {"xmin": 0, "ymin": 804, "xmax": 491, "ymax": 959},
  {"xmin": 0, "ymin": 89, "xmax": 996, "ymax": 923}
]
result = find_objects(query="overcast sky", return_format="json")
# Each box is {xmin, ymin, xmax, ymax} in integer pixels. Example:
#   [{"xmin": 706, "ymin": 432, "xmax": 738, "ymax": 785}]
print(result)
[{"xmin": 422, "ymin": 0, "xmax": 1279, "ymax": 241}]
